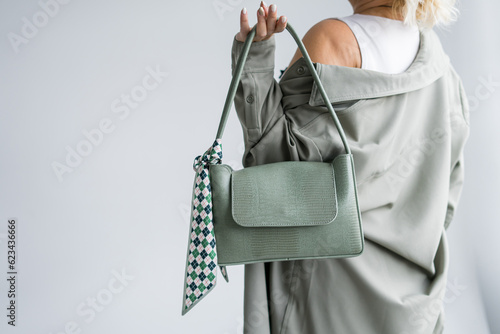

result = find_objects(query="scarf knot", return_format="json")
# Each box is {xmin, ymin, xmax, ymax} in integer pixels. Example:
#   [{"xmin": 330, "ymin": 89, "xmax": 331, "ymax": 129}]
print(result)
[{"xmin": 192, "ymin": 139, "xmax": 223, "ymax": 172}]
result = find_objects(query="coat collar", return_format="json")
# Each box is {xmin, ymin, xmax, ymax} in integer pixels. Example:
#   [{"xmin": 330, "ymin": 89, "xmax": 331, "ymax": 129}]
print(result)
[{"xmin": 280, "ymin": 28, "xmax": 450, "ymax": 106}]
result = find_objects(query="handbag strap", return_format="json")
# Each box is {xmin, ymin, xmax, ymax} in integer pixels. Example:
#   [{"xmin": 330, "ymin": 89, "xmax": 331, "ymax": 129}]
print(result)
[{"xmin": 216, "ymin": 21, "xmax": 351, "ymax": 155}]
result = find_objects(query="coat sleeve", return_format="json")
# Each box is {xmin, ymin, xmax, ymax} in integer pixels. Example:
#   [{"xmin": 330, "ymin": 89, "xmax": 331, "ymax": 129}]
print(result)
[
  {"xmin": 230, "ymin": 34, "xmax": 323, "ymax": 168},
  {"xmin": 444, "ymin": 76, "xmax": 471, "ymax": 230}
]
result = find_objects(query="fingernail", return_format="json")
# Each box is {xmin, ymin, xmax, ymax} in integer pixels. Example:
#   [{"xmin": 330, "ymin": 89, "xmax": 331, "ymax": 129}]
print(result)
[
  {"xmin": 262, "ymin": 1, "xmax": 267, "ymax": 7},
  {"xmin": 269, "ymin": 4, "xmax": 276, "ymax": 12},
  {"xmin": 258, "ymin": 7, "xmax": 264, "ymax": 16},
  {"xmin": 242, "ymin": 7, "xmax": 247, "ymax": 15},
  {"xmin": 281, "ymin": 16, "xmax": 286, "ymax": 23}
]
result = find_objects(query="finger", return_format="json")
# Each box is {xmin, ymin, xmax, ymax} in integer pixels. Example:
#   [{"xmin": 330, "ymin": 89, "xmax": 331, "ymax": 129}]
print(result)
[
  {"xmin": 267, "ymin": 4, "xmax": 278, "ymax": 34},
  {"xmin": 256, "ymin": 6, "xmax": 267, "ymax": 41},
  {"xmin": 275, "ymin": 15, "xmax": 287, "ymax": 33},
  {"xmin": 260, "ymin": 1, "xmax": 268, "ymax": 16},
  {"xmin": 235, "ymin": 8, "xmax": 251, "ymax": 42},
  {"xmin": 239, "ymin": 7, "xmax": 250, "ymax": 35}
]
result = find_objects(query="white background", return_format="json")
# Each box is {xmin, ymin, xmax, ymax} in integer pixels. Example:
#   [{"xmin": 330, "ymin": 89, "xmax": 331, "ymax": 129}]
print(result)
[{"xmin": 0, "ymin": 0, "xmax": 498, "ymax": 333}]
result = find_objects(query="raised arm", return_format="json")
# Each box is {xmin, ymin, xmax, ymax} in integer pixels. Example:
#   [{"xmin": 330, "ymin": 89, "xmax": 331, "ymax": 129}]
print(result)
[
  {"xmin": 230, "ymin": 5, "xmax": 362, "ymax": 167},
  {"xmin": 231, "ymin": 34, "xmax": 308, "ymax": 167}
]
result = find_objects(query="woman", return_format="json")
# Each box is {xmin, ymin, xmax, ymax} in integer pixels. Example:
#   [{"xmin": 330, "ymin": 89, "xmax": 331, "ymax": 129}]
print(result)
[{"xmin": 232, "ymin": 1, "xmax": 469, "ymax": 333}]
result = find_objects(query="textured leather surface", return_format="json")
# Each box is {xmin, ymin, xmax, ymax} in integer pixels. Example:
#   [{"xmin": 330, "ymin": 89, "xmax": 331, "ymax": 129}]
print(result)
[
  {"xmin": 210, "ymin": 153, "xmax": 364, "ymax": 266},
  {"xmin": 231, "ymin": 160, "xmax": 337, "ymax": 227}
]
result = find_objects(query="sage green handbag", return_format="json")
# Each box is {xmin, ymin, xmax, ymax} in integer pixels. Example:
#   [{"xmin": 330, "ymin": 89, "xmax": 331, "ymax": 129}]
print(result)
[
  {"xmin": 211, "ymin": 22, "xmax": 364, "ymax": 265},
  {"xmin": 182, "ymin": 21, "xmax": 364, "ymax": 315}
]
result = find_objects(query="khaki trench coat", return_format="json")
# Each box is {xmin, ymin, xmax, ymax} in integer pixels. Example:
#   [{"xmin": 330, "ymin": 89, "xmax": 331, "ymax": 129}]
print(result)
[{"xmin": 230, "ymin": 25, "xmax": 470, "ymax": 334}]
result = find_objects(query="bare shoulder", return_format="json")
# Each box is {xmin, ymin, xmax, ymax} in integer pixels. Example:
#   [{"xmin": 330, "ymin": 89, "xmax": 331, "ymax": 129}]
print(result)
[{"xmin": 285, "ymin": 18, "xmax": 361, "ymax": 71}]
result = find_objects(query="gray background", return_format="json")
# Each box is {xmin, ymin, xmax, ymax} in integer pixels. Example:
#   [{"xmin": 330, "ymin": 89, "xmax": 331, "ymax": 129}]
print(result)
[{"xmin": 0, "ymin": 0, "xmax": 498, "ymax": 333}]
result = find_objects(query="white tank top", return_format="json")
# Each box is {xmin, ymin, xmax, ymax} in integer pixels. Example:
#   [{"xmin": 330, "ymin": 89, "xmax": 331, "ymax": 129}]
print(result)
[{"xmin": 335, "ymin": 14, "xmax": 420, "ymax": 74}]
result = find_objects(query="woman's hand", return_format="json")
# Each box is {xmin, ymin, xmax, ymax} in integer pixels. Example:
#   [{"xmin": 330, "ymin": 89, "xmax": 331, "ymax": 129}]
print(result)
[{"xmin": 235, "ymin": 1, "xmax": 287, "ymax": 42}]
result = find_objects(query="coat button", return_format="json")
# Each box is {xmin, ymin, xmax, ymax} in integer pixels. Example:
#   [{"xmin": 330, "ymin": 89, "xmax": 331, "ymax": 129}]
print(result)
[
  {"xmin": 246, "ymin": 95, "xmax": 254, "ymax": 103},
  {"xmin": 296, "ymin": 66, "xmax": 305, "ymax": 75}
]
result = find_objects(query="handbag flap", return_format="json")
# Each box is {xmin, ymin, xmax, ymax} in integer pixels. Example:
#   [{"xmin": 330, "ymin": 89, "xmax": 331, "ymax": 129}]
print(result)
[{"xmin": 231, "ymin": 161, "xmax": 338, "ymax": 227}]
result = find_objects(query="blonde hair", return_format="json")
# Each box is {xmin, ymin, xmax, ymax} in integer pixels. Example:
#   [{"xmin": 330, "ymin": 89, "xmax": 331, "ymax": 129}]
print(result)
[{"xmin": 392, "ymin": 0, "xmax": 460, "ymax": 29}]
